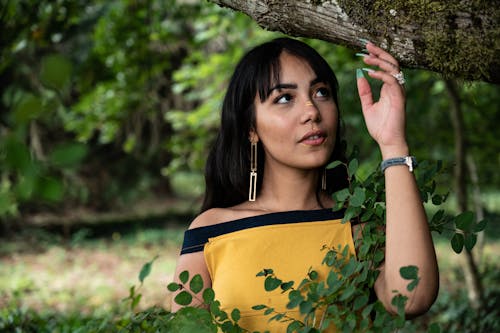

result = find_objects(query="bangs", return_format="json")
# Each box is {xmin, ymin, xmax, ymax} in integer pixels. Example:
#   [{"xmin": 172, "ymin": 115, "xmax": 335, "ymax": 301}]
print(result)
[
  {"xmin": 256, "ymin": 52, "xmax": 282, "ymax": 103},
  {"xmin": 255, "ymin": 50, "xmax": 337, "ymax": 104}
]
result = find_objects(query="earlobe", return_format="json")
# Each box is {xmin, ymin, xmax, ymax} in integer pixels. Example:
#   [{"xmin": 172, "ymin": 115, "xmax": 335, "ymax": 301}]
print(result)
[{"xmin": 249, "ymin": 130, "xmax": 259, "ymax": 143}]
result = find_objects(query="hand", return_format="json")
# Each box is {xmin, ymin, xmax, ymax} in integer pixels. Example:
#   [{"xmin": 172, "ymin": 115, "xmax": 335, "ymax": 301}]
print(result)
[{"xmin": 356, "ymin": 42, "xmax": 408, "ymax": 158}]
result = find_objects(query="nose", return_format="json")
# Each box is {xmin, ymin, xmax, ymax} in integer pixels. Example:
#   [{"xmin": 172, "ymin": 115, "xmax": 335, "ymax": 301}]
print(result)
[{"xmin": 301, "ymin": 100, "xmax": 321, "ymax": 124}]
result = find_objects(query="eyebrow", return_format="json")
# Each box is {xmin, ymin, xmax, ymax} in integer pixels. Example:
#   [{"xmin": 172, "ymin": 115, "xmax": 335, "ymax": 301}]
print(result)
[{"xmin": 267, "ymin": 77, "xmax": 325, "ymax": 95}]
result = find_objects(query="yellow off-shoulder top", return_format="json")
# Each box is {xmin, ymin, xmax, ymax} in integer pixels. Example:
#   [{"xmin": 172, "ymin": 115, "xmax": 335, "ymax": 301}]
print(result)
[{"xmin": 180, "ymin": 209, "xmax": 357, "ymax": 332}]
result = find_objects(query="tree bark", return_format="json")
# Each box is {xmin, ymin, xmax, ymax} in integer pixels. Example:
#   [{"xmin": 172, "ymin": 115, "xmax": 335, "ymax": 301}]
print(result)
[
  {"xmin": 445, "ymin": 79, "xmax": 485, "ymax": 312},
  {"xmin": 209, "ymin": 0, "xmax": 500, "ymax": 84},
  {"xmin": 466, "ymin": 154, "xmax": 486, "ymax": 262}
]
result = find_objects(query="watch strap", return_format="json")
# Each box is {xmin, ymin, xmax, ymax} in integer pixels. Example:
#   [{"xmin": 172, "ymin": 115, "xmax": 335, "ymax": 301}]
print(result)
[{"xmin": 380, "ymin": 156, "xmax": 417, "ymax": 173}]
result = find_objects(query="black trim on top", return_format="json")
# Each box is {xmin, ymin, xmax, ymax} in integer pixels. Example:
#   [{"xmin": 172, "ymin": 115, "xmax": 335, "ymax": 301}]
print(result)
[{"xmin": 180, "ymin": 208, "xmax": 347, "ymax": 254}]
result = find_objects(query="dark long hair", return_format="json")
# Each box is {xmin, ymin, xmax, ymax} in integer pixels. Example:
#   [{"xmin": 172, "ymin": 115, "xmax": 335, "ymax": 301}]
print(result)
[{"xmin": 201, "ymin": 37, "xmax": 348, "ymax": 212}]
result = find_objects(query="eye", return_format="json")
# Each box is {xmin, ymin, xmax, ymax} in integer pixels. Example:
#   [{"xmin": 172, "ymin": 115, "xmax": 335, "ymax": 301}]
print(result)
[
  {"xmin": 314, "ymin": 87, "xmax": 330, "ymax": 98},
  {"xmin": 274, "ymin": 93, "xmax": 293, "ymax": 104}
]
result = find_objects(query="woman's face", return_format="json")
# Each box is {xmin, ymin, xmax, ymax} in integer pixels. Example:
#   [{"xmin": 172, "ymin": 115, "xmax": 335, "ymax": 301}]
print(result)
[{"xmin": 252, "ymin": 52, "xmax": 338, "ymax": 171}]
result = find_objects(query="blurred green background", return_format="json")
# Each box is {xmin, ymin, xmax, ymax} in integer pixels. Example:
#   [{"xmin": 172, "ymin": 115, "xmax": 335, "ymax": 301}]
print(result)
[{"xmin": 0, "ymin": 0, "xmax": 499, "ymax": 332}]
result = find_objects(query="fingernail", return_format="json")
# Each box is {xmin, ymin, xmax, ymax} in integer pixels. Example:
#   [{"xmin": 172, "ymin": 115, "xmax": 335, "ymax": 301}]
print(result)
[
  {"xmin": 362, "ymin": 67, "xmax": 375, "ymax": 73},
  {"xmin": 356, "ymin": 68, "xmax": 364, "ymax": 79},
  {"xmin": 358, "ymin": 38, "xmax": 371, "ymax": 46},
  {"xmin": 355, "ymin": 52, "xmax": 369, "ymax": 58}
]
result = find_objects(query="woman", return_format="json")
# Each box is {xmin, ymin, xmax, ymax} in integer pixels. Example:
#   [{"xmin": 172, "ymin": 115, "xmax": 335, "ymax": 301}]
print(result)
[{"xmin": 172, "ymin": 37, "xmax": 439, "ymax": 331}]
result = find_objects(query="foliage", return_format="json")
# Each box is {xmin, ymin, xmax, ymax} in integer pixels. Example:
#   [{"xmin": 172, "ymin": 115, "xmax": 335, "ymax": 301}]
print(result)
[
  {"xmin": 426, "ymin": 261, "xmax": 500, "ymax": 332},
  {"xmin": 1, "ymin": 0, "xmax": 499, "ymax": 228},
  {"xmin": 163, "ymin": 4, "xmax": 278, "ymax": 176}
]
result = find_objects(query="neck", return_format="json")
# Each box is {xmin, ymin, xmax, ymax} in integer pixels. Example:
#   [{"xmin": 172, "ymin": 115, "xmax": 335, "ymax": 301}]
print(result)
[{"xmin": 254, "ymin": 165, "xmax": 330, "ymax": 212}]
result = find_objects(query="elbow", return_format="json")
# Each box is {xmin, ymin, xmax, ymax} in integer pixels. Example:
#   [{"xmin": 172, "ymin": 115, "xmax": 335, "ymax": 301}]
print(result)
[
  {"xmin": 403, "ymin": 282, "xmax": 440, "ymax": 319},
  {"xmin": 383, "ymin": 280, "xmax": 440, "ymax": 319},
  {"xmin": 404, "ymin": 294, "xmax": 438, "ymax": 319}
]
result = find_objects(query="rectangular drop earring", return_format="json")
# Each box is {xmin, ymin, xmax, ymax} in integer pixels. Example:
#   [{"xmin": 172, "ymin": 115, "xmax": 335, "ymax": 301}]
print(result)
[
  {"xmin": 249, "ymin": 141, "xmax": 257, "ymax": 201},
  {"xmin": 321, "ymin": 168, "xmax": 327, "ymax": 191}
]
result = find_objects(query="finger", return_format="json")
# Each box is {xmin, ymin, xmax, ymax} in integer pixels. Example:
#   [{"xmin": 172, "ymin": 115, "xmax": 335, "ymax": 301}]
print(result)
[
  {"xmin": 363, "ymin": 68, "xmax": 403, "ymax": 89},
  {"xmin": 356, "ymin": 69, "xmax": 374, "ymax": 110},
  {"xmin": 365, "ymin": 42, "xmax": 399, "ymax": 70},
  {"xmin": 362, "ymin": 55, "xmax": 400, "ymax": 74}
]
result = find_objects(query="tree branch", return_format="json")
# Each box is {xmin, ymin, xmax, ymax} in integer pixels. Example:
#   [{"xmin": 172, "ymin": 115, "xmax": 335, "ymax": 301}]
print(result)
[{"xmin": 209, "ymin": 0, "xmax": 500, "ymax": 84}]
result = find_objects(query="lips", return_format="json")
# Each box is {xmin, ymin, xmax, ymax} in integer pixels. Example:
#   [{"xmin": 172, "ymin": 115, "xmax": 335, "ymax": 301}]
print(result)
[{"xmin": 299, "ymin": 130, "xmax": 327, "ymax": 145}]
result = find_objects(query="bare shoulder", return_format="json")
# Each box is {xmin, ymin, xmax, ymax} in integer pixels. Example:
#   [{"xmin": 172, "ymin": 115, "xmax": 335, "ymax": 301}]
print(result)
[
  {"xmin": 188, "ymin": 207, "xmax": 237, "ymax": 229},
  {"xmin": 188, "ymin": 205, "xmax": 263, "ymax": 229}
]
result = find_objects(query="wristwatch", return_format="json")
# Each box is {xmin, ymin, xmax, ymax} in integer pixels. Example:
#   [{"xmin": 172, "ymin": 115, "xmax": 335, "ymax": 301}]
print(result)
[{"xmin": 380, "ymin": 156, "xmax": 417, "ymax": 173}]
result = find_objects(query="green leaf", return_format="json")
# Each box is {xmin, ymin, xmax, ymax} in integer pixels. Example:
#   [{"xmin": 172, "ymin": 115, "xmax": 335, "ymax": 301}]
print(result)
[
  {"xmin": 308, "ymin": 270, "xmax": 318, "ymax": 280},
  {"xmin": 14, "ymin": 170, "xmax": 36, "ymax": 200},
  {"xmin": 342, "ymin": 205, "xmax": 360, "ymax": 223},
  {"xmin": 252, "ymin": 304, "xmax": 267, "ymax": 310},
  {"xmin": 131, "ymin": 294, "xmax": 141, "ymax": 309},
  {"xmin": 256, "ymin": 268, "xmax": 274, "ymax": 277},
  {"xmin": 339, "ymin": 285, "xmax": 355, "ymax": 301},
  {"xmin": 431, "ymin": 194, "xmax": 444, "ymax": 205},
  {"xmin": 353, "ymin": 294, "xmax": 369, "ymax": 311},
  {"xmin": 203, "ymin": 288, "xmax": 215, "ymax": 304},
  {"xmin": 326, "ymin": 160, "xmax": 343, "ymax": 169},
  {"xmin": 407, "ymin": 278, "xmax": 420, "ymax": 292},
  {"xmin": 189, "ymin": 274, "xmax": 204, "ymax": 294},
  {"xmin": 473, "ymin": 219, "xmax": 487, "ymax": 232},
  {"xmin": 40, "ymin": 54, "xmax": 72, "ymax": 90},
  {"xmin": 13, "ymin": 94, "xmax": 43, "ymax": 124},
  {"xmin": 451, "ymin": 233, "xmax": 464, "ymax": 254},
  {"xmin": 37, "ymin": 177, "xmax": 64, "ymax": 202},
  {"xmin": 399, "ymin": 266, "xmax": 418, "ymax": 280},
  {"xmin": 168, "ymin": 307, "xmax": 216, "ymax": 332},
  {"xmin": 174, "ymin": 291, "xmax": 193, "ymax": 306},
  {"xmin": 287, "ymin": 321, "xmax": 303, "ymax": 333},
  {"xmin": 341, "ymin": 259, "xmax": 358, "ymax": 278},
  {"xmin": 373, "ymin": 249, "xmax": 385, "ymax": 264},
  {"xmin": 333, "ymin": 188, "xmax": 350, "ymax": 202},
  {"xmin": 167, "ymin": 282, "xmax": 180, "ymax": 292},
  {"xmin": 0, "ymin": 192, "xmax": 16, "ymax": 216},
  {"xmin": 287, "ymin": 290, "xmax": 304, "ymax": 309},
  {"xmin": 361, "ymin": 303, "xmax": 374, "ymax": 318},
  {"xmin": 264, "ymin": 307, "xmax": 274, "ymax": 315},
  {"xmin": 400, "ymin": 266, "xmax": 421, "ymax": 291},
  {"xmin": 210, "ymin": 300, "xmax": 222, "ymax": 317},
  {"xmin": 464, "ymin": 233, "xmax": 477, "ymax": 251},
  {"xmin": 270, "ymin": 313, "xmax": 285, "ymax": 322},
  {"xmin": 139, "ymin": 256, "xmax": 158, "ymax": 283},
  {"xmin": 231, "ymin": 308, "xmax": 241, "ymax": 322},
  {"xmin": 299, "ymin": 300, "xmax": 313, "ymax": 314},
  {"xmin": 348, "ymin": 158, "xmax": 359, "ymax": 177},
  {"xmin": 48, "ymin": 142, "xmax": 88, "ymax": 168},
  {"xmin": 428, "ymin": 322, "xmax": 441, "ymax": 333},
  {"xmin": 4, "ymin": 137, "xmax": 32, "ymax": 172},
  {"xmin": 179, "ymin": 270, "xmax": 189, "ymax": 284},
  {"xmin": 349, "ymin": 186, "xmax": 366, "ymax": 207},
  {"xmin": 455, "ymin": 211, "xmax": 474, "ymax": 231},
  {"xmin": 264, "ymin": 276, "xmax": 282, "ymax": 291},
  {"xmin": 280, "ymin": 281, "xmax": 294, "ymax": 292},
  {"xmin": 327, "ymin": 270, "xmax": 339, "ymax": 289}
]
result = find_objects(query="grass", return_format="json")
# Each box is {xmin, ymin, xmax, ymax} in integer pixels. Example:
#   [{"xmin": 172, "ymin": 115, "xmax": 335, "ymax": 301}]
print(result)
[{"xmin": 0, "ymin": 223, "xmax": 187, "ymax": 316}]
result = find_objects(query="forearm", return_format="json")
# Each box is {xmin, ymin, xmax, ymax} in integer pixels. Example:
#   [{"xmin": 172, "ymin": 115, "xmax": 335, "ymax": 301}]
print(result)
[{"xmin": 376, "ymin": 147, "xmax": 439, "ymax": 316}]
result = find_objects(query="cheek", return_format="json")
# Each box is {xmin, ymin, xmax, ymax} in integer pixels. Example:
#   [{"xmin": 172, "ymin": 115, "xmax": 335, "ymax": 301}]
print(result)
[{"xmin": 258, "ymin": 121, "xmax": 289, "ymax": 146}]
